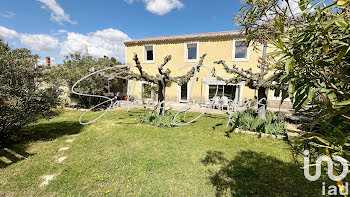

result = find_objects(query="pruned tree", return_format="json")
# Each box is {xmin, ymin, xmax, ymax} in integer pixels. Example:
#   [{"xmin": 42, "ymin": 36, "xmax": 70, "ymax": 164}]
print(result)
[
  {"xmin": 214, "ymin": 55, "xmax": 283, "ymax": 119},
  {"xmin": 109, "ymin": 53, "xmax": 207, "ymax": 116}
]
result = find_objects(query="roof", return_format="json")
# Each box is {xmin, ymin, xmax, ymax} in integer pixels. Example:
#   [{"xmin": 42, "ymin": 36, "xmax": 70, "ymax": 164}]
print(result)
[{"xmin": 124, "ymin": 30, "xmax": 244, "ymax": 45}]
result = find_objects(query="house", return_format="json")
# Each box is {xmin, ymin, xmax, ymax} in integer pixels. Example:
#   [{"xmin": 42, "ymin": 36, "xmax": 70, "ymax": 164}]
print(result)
[{"xmin": 124, "ymin": 30, "xmax": 291, "ymax": 108}]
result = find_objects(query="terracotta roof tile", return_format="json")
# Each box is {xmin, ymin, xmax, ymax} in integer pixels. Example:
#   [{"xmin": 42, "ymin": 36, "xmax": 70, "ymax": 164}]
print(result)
[{"xmin": 124, "ymin": 30, "xmax": 244, "ymax": 45}]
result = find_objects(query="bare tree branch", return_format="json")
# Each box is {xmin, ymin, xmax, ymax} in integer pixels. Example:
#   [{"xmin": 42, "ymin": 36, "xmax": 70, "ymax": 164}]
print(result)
[
  {"xmin": 158, "ymin": 55, "xmax": 172, "ymax": 76},
  {"xmin": 132, "ymin": 53, "xmax": 157, "ymax": 83},
  {"xmin": 133, "ymin": 53, "xmax": 143, "ymax": 76},
  {"xmin": 169, "ymin": 54, "xmax": 207, "ymax": 84},
  {"xmin": 261, "ymin": 71, "xmax": 283, "ymax": 86},
  {"xmin": 214, "ymin": 60, "xmax": 250, "ymax": 80}
]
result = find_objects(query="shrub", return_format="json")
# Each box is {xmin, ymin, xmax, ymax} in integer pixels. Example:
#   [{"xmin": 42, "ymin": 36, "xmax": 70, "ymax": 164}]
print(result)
[
  {"xmin": 230, "ymin": 109, "xmax": 286, "ymax": 135},
  {"xmin": 140, "ymin": 110, "xmax": 179, "ymax": 128},
  {"xmin": 50, "ymin": 54, "xmax": 123, "ymax": 108},
  {"xmin": 0, "ymin": 39, "xmax": 59, "ymax": 147}
]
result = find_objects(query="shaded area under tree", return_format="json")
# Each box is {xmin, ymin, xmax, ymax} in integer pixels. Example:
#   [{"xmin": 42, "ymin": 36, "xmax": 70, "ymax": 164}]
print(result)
[
  {"xmin": 202, "ymin": 150, "xmax": 331, "ymax": 196},
  {"xmin": 0, "ymin": 121, "xmax": 84, "ymax": 168}
]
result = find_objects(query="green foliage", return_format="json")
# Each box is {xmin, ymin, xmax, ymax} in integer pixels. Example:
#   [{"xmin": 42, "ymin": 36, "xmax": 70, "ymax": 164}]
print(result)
[
  {"xmin": 230, "ymin": 109, "xmax": 286, "ymax": 135},
  {"xmin": 0, "ymin": 39, "xmax": 59, "ymax": 146},
  {"xmin": 49, "ymin": 54, "xmax": 123, "ymax": 108},
  {"xmin": 142, "ymin": 84, "xmax": 157, "ymax": 100},
  {"xmin": 140, "ymin": 110, "xmax": 179, "ymax": 127},
  {"xmin": 237, "ymin": 0, "xmax": 350, "ymax": 160}
]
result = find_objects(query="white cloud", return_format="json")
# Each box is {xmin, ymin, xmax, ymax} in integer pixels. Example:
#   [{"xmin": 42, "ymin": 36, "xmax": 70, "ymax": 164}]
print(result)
[
  {"xmin": 37, "ymin": 0, "xmax": 76, "ymax": 25},
  {"xmin": 1, "ymin": 11, "xmax": 15, "ymax": 19},
  {"xmin": 0, "ymin": 26, "xmax": 130, "ymax": 63},
  {"xmin": 19, "ymin": 34, "xmax": 59, "ymax": 52},
  {"xmin": 124, "ymin": 0, "xmax": 183, "ymax": 15},
  {"xmin": 278, "ymin": 0, "xmax": 302, "ymax": 16},
  {"xmin": 0, "ymin": 25, "xmax": 58, "ymax": 52},
  {"xmin": 58, "ymin": 29, "xmax": 68, "ymax": 34},
  {"xmin": 262, "ymin": 0, "xmax": 308, "ymax": 23},
  {"xmin": 0, "ymin": 26, "xmax": 19, "ymax": 39},
  {"xmin": 60, "ymin": 28, "xmax": 131, "ymax": 62}
]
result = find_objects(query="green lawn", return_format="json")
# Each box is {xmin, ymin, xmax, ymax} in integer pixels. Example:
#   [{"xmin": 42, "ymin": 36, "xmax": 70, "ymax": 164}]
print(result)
[{"xmin": 0, "ymin": 109, "xmax": 330, "ymax": 196}]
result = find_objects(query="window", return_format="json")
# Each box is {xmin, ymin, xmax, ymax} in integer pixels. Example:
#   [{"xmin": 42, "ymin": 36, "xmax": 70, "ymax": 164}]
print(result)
[
  {"xmin": 209, "ymin": 85, "xmax": 239, "ymax": 101},
  {"xmin": 233, "ymin": 40, "xmax": 249, "ymax": 61},
  {"xmin": 209, "ymin": 85, "xmax": 223, "ymax": 98},
  {"xmin": 144, "ymin": 45, "xmax": 154, "ymax": 63},
  {"xmin": 185, "ymin": 42, "xmax": 198, "ymax": 62},
  {"xmin": 142, "ymin": 84, "xmax": 152, "ymax": 99},
  {"xmin": 270, "ymin": 89, "xmax": 290, "ymax": 101}
]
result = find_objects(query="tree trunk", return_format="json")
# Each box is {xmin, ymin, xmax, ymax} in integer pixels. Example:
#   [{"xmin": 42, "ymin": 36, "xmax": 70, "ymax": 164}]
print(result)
[
  {"xmin": 157, "ymin": 80, "xmax": 166, "ymax": 116},
  {"xmin": 257, "ymin": 87, "xmax": 267, "ymax": 120}
]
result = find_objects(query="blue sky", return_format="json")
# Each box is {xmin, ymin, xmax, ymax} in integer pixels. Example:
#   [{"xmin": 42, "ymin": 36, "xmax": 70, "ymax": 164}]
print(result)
[{"xmin": 0, "ymin": 0, "xmax": 244, "ymax": 65}]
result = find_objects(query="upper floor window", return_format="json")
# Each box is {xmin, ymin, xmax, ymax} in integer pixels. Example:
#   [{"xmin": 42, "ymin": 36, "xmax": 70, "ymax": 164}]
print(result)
[
  {"xmin": 144, "ymin": 45, "xmax": 154, "ymax": 63},
  {"xmin": 185, "ymin": 42, "xmax": 198, "ymax": 62},
  {"xmin": 232, "ymin": 39, "xmax": 249, "ymax": 61}
]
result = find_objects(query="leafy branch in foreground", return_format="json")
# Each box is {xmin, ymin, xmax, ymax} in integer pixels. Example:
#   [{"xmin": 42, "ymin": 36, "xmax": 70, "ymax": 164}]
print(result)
[{"xmin": 236, "ymin": 0, "xmax": 350, "ymax": 160}]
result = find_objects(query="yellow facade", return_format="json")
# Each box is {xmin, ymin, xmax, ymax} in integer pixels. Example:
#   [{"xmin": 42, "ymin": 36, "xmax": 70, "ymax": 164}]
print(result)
[{"xmin": 124, "ymin": 33, "xmax": 288, "ymax": 107}]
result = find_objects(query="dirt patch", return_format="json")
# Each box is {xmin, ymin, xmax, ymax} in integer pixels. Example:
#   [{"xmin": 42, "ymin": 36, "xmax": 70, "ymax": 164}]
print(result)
[
  {"xmin": 57, "ymin": 156, "xmax": 67, "ymax": 163},
  {"xmin": 39, "ymin": 174, "xmax": 58, "ymax": 187},
  {"xmin": 58, "ymin": 147, "xmax": 69, "ymax": 151}
]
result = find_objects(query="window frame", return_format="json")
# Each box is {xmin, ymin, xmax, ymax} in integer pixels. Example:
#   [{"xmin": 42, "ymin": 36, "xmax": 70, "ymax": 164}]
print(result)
[
  {"xmin": 177, "ymin": 82, "xmax": 190, "ymax": 103},
  {"xmin": 232, "ymin": 38, "xmax": 250, "ymax": 62},
  {"xmin": 143, "ymin": 44, "xmax": 155, "ymax": 64},
  {"xmin": 140, "ymin": 81, "xmax": 155, "ymax": 100},
  {"xmin": 270, "ymin": 82, "xmax": 291, "ymax": 101},
  {"xmin": 184, "ymin": 41, "xmax": 199, "ymax": 63},
  {"xmin": 203, "ymin": 78, "xmax": 244, "ymax": 105}
]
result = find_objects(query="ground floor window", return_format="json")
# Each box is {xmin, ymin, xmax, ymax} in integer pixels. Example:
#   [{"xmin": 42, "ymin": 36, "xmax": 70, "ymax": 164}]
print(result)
[
  {"xmin": 270, "ymin": 89, "xmax": 290, "ymax": 101},
  {"xmin": 141, "ymin": 82, "xmax": 156, "ymax": 100},
  {"xmin": 208, "ymin": 85, "xmax": 240, "ymax": 101},
  {"xmin": 142, "ymin": 84, "xmax": 152, "ymax": 99}
]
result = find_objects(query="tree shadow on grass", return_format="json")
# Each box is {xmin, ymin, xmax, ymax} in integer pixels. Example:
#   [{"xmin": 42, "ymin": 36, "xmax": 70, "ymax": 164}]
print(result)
[
  {"xmin": 204, "ymin": 114, "xmax": 228, "ymax": 120},
  {"xmin": 0, "ymin": 121, "xmax": 84, "ymax": 168},
  {"xmin": 212, "ymin": 123, "xmax": 224, "ymax": 130},
  {"xmin": 202, "ymin": 150, "xmax": 327, "ymax": 197}
]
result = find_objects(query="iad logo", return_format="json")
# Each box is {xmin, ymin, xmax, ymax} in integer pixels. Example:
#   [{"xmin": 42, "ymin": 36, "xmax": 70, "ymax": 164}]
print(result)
[{"xmin": 303, "ymin": 150, "xmax": 349, "ymax": 195}]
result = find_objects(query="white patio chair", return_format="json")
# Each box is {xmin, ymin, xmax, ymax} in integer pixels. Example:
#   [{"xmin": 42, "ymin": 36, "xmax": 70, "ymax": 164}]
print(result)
[
  {"xmin": 221, "ymin": 96, "xmax": 230, "ymax": 111},
  {"xmin": 213, "ymin": 96, "xmax": 221, "ymax": 109}
]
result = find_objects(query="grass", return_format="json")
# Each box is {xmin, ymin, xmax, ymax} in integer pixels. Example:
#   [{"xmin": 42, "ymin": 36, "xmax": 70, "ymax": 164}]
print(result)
[{"xmin": 0, "ymin": 109, "xmax": 333, "ymax": 196}]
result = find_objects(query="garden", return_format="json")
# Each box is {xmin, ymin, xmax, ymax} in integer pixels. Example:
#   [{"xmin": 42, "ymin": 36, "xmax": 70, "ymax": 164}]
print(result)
[
  {"xmin": 0, "ymin": 0, "xmax": 349, "ymax": 196},
  {"xmin": 0, "ymin": 109, "xmax": 333, "ymax": 196}
]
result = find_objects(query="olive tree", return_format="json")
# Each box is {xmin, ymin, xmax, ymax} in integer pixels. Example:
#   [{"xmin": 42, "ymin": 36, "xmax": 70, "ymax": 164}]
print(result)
[
  {"xmin": 50, "ymin": 54, "xmax": 123, "ymax": 108},
  {"xmin": 0, "ymin": 39, "xmax": 59, "ymax": 147}
]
